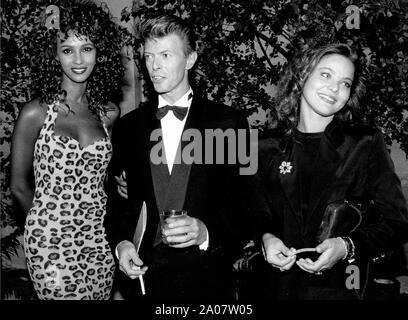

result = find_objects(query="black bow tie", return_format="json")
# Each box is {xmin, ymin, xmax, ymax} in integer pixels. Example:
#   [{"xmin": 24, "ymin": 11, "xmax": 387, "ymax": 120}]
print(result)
[{"xmin": 156, "ymin": 105, "xmax": 188, "ymax": 121}]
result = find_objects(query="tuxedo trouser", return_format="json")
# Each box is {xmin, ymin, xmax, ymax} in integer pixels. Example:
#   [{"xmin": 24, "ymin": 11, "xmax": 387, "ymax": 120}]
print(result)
[{"xmin": 116, "ymin": 243, "xmax": 235, "ymax": 301}]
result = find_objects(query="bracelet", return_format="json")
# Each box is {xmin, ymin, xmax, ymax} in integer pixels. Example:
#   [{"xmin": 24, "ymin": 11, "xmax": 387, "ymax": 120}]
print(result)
[
  {"xmin": 341, "ymin": 236, "xmax": 355, "ymax": 263},
  {"xmin": 337, "ymin": 237, "xmax": 348, "ymax": 260}
]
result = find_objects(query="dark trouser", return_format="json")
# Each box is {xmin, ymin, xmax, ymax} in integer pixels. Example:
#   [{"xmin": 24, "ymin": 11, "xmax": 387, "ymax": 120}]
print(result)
[
  {"xmin": 117, "ymin": 243, "xmax": 235, "ymax": 301},
  {"xmin": 263, "ymin": 264, "xmax": 358, "ymax": 300}
]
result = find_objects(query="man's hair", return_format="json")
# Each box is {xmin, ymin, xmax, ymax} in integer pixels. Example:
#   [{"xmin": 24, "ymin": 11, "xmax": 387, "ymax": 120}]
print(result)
[
  {"xmin": 140, "ymin": 14, "xmax": 196, "ymax": 56},
  {"xmin": 272, "ymin": 43, "xmax": 366, "ymax": 133}
]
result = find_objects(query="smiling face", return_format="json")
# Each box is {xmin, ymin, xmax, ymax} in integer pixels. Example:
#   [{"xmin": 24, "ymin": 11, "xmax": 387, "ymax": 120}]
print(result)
[
  {"xmin": 56, "ymin": 31, "xmax": 96, "ymax": 85},
  {"xmin": 299, "ymin": 54, "xmax": 355, "ymax": 131},
  {"xmin": 144, "ymin": 33, "xmax": 197, "ymax": 103}
]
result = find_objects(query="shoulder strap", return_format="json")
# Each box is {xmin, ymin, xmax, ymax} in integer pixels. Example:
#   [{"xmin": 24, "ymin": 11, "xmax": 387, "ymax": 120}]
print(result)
[
  {"xmin": 39, "ymin": 102, "xmax": 59, "ymax": 135},
  {"xmin": 99, "ymin": 110, "xmax": 110, "ymax": 137}
]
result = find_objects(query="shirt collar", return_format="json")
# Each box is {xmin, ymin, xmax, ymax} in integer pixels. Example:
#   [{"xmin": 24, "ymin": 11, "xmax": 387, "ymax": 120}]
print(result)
[{"xmin": 158, "ymin": 88, "xmax": 194, "ymax": 109}]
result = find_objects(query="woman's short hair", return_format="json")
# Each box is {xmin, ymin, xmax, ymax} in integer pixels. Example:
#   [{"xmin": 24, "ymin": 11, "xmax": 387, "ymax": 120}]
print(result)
[
  {"xmin": 29, "ymin": 0, "xmax": 128, "ymax": 114},
  {"xmin": 140, "ymin": 14, "xmax": 196, "ymax": 56},
  {"xmin": 272, "ymin": 43, "xmax": 366, "ymax": 132}
]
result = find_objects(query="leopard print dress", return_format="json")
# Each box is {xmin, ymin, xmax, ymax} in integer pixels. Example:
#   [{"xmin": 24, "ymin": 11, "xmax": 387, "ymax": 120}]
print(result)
[{"xmin": 24, "ymin": 103, "xmax": 115, "ymax": 300}]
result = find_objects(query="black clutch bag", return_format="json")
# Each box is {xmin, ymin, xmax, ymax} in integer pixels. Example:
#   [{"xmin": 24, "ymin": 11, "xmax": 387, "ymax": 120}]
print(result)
[{"xmin": 317, "ymin": 199, "xmax": 363, "ymax": 242}]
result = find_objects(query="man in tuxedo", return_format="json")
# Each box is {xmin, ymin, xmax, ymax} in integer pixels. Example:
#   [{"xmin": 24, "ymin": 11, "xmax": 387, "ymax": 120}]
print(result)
[{"xmin": 106, "ymin": 14, "xmax": 251, "ymax": 301}]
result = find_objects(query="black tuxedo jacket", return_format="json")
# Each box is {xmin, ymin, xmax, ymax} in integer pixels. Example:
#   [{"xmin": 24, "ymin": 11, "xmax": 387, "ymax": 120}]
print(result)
[
  {"xmin": 252, "ymin": 119, "xmax": 408, "ymax": 299},
  {"xmin": 106, "ymin": 95, "xmax": 251, "ymax": 266}
]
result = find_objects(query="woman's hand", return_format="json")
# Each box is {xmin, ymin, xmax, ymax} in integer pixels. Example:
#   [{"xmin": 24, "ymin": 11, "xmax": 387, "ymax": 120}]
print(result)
[
  {"xmin": 296, "ymin": 237, "xmax": 346, "ymax": 274},
  {"xmin": 262, "ymin": 233, "xmax": 297, "ymax": 271}
]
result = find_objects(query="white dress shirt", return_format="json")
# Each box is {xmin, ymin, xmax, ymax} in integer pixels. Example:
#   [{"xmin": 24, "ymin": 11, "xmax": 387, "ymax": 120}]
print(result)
[{"xmin": 158, "ymin": 89, "xmax": 192, "ymax": 174}]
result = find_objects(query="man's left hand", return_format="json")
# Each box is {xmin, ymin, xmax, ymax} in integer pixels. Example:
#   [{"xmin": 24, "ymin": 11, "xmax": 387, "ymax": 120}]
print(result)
[
  {"xmin": 115, "ymin": 171, "xmax": 128, "ymax": 199},
  {"xmin": 162, "ymin": 215, "xmax": 207, "ymax": 248}
]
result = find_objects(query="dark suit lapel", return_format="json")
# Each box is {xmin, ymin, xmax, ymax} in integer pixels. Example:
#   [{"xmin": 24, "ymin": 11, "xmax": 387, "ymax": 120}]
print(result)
[
  {"xmin": 148, "ymin": 101, "xmax": 170, "ymax": 214},
  {"xmin": 276, "ymin": 136, "xmax": 304, "ymax": 225},
  {"xmin": 177, "ymin": 95, "xmax": 203, "ymax": 167},
  {"xmin": 307, "ymin": 120, "xmax": 345, "ymax": 223},
  {"xmin": 184, "ymin": 96, "xmax": 201, "ymax": 132}
]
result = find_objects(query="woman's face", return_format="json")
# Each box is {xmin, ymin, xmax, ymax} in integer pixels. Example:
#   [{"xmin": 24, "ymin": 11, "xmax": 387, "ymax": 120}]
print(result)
[
  {"xmin": 300, "ymin": 53, "xmax": 355, "ymax": 124},
  {"xmin": 56, "ymin": 30, "xmax": 96, "ymax": 84}
]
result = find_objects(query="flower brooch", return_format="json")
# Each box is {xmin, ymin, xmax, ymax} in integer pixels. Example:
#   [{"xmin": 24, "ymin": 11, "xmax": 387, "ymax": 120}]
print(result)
[{"xmin": 279, "ymin": 161, "xmax": 292, "ymax": 175}]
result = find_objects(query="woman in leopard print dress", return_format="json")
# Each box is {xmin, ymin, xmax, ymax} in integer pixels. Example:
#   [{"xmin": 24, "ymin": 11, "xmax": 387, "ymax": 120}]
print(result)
[{"xmin": 10, "ymin": 1, "xmax": 128, "ymax": 300}]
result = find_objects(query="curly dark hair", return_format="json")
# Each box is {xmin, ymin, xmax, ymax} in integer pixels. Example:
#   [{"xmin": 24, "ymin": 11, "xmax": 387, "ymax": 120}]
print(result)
[
  {"xmin": 272, "ymin": 43, "xmax": 366, "ymax": 133},
  {"xmin": 28, "ymin": 0, "xmax": 128, "ymax": 115}
]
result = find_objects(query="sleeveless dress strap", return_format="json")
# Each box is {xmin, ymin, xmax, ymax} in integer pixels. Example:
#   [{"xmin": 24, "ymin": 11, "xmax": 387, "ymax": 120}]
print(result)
[
  {"xmin": 99, "ymin": 111, "xmax": 110, "ymax": 138},
  {"xmin": 38, "ymin": 102, "xmax": 59, "ymax": 137}
]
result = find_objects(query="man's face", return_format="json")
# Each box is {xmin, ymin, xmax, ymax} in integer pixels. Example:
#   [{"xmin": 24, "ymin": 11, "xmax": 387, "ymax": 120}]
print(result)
[{"xmin": 144, "ymin": 33, "xmax": 197, "ymax": 103}]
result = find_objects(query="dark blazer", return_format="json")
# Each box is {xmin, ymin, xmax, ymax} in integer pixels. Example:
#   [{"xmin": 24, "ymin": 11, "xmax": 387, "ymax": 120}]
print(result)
[
  {"xmin": 106, "ymin": 95, "xmax": 251, "ymax": 300},
  {"xmin": 252, "ymin": 119, "xmax": 408, "ymax": 299}
]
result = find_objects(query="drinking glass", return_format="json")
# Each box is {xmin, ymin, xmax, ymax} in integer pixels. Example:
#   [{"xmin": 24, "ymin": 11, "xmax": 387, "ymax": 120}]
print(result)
[{"xmin": 160, "ymin": 210, "xmax": 187, "ymax": 245}]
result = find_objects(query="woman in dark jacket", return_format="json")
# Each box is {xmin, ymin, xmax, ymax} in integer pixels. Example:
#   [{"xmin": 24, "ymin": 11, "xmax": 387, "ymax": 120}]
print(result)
[{"xmin": 254, "ymin": 43, "xmax": 408, "ymax": 300}]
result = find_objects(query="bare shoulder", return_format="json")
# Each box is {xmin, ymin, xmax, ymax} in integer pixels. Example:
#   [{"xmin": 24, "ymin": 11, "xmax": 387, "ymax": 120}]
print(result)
[
  {"xmin": 12, "ymin": 99, "xmax": 48, "ymax": 143},
  {"xmin": 102, "ymin": 101, "xmax": 120, "ymax": 129},
  {"xmin": 18, "ymin": 99, "xmax": 48, "ymax": 128}
]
